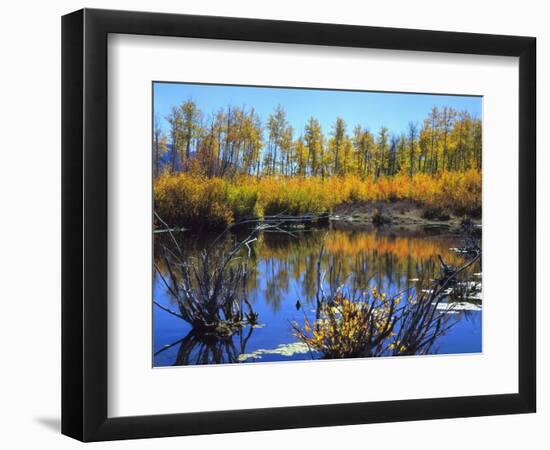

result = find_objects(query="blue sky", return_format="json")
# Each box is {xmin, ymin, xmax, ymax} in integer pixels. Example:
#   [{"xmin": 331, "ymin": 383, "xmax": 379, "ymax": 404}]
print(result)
[{"xmin": 153, "ymin": 82, "xmax": 482, "ymax": 138}]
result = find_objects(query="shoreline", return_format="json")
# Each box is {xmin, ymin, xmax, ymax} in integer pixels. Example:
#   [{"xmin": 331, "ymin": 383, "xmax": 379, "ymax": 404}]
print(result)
[
  {"xmin": 331, "ymin": 200, "xmax": 481, "ymax": 231},
  {"xmin": 154, "ymin": 200, "xmax": 481, "ymax": 234}
]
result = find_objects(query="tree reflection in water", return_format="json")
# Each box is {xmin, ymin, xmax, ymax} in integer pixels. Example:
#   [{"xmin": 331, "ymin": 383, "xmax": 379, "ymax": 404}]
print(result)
[
  {"xmin": 155, "ymin": 326, "xmax": 255, "ymax": 366},
  {"xmin": 154, "ymin": 222, "xmax": 482, "ymax": 365}
]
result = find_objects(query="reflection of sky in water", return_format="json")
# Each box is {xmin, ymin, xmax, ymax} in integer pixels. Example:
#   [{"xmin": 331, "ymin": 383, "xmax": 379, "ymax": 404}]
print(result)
[{"xmin": 153, "ymin": 227, "xmax": 482, "ymax": 367}]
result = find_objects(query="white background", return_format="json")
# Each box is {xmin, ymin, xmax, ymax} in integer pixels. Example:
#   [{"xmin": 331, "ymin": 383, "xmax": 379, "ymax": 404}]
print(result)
[
  {"xmin": 0, "ymin": 0, "xmax": 546, "ymax": 448},
  {"xmin": 109, "ymin": 35, "xmax": 518, "ymax": 417}
]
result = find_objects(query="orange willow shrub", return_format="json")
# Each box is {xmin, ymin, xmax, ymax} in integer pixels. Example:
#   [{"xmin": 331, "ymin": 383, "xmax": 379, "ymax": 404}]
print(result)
[
  {"xmin": 432, "ymin": 169, "xmax": 482, "ymax": 216},
  {"xmin": 154, "ymin": 172, "xmax": 234, "ymax": 229},
  {"xmin": 154, "ymin": 170, "xmax": 481, "ymax": 228},
  {"xmin": 292, "ymin": 289, "xmax": 400, "ymax": 358},
  {"xmin": 257, "ymin": 176, "xmax": 334, "ymax": 216},
  {"xmin": 226, "ymin": 182, "xmax": 263, "ymax": 219}
]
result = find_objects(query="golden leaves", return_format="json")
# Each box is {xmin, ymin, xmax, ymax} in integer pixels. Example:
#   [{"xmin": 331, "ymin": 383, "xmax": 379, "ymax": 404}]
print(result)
[
  {"xmin": 293, "ymin": 293, "xmax": 397, "ymax": 359},
  {"xmin": 154, "ymin": 170, "xmax": 481, "ymax": 230}
]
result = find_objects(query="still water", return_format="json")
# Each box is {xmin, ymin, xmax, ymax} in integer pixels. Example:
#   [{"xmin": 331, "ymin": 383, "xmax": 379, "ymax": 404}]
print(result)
[{"xmin": 153, "ymin": 223, "xmax": 482, "ymax": 366}]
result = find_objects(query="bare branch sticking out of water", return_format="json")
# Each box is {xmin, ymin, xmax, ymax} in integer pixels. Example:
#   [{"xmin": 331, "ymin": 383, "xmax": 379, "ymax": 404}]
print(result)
[
  {"xmin": 154, "ymin": 215, "xmax": 301, "ymax": 336},
  {"xmin": 292, "ymin": 238, "xmax": 481, "ymax": 359}
]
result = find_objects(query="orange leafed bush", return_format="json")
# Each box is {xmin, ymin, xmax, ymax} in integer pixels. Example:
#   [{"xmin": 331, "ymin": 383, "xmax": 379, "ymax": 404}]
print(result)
[
  {"xmin": 154, "ymin": 170, "xmax": 481, "ymax": 229},
  {"xmin": 292, "ymin": 289, "xmax": 399, "ymax": 358},
  {"xmin": 154, "ymin": 172, "xmax": 234, "ymax": 229}
]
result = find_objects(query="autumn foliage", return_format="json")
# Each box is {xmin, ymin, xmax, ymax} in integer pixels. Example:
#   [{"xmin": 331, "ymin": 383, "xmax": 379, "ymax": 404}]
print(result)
[
  {"xmin": 154, "ymin": 169, "xmax": 481, "ymax": 229},
  {"xmin": 292, "ymin": 289, "xmax": 400, "ymax": 358}
]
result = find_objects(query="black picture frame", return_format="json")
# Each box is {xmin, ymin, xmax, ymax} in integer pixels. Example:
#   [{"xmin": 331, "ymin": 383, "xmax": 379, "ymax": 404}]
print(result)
[{"xmin": 62, "ymin": 8, "xmax": 536, "ymax": 442}]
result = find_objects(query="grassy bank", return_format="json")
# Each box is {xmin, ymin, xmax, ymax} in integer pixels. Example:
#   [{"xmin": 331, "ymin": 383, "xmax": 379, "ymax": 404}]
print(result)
[{"xmin": 154, "ymin": 170, "xmax": 481, "ymax": 229}]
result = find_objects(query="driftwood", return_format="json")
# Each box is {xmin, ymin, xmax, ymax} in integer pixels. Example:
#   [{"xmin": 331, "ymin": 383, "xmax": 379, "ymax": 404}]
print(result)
[{"xmin": 153, "ymin": 227, "xmax": 188, "ymax": 234}]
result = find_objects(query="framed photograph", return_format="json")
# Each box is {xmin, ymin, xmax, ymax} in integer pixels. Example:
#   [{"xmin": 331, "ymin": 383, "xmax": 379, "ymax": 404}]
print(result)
[{"xmin": 62, "ymin": 8, "xmax": 536, "ymax": 441}]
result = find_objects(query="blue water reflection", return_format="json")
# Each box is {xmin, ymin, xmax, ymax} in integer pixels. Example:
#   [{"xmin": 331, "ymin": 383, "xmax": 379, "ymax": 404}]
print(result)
[{"xmin": 153, "ymin": 225, "xmax": 481, "ymax": 366}]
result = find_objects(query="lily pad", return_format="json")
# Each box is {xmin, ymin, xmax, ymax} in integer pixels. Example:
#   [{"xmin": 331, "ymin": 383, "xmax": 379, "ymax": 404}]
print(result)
[{"xmin": 238, "ymin": 342, "xmax": 311, "ymax": 362}]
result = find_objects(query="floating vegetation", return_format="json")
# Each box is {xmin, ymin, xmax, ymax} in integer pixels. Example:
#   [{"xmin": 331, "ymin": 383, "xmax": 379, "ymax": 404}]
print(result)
[{"xmin": 237, "ymin": 342, "xmax": 311, "ymax": 362}]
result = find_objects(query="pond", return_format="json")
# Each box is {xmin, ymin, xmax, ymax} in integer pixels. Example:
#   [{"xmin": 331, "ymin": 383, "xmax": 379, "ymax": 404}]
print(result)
[{"xmin": 153, "ymin": 223, "xmax": 482, "ymax": 366}]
